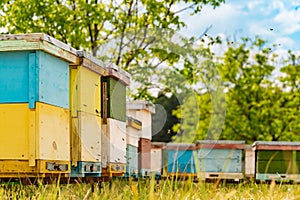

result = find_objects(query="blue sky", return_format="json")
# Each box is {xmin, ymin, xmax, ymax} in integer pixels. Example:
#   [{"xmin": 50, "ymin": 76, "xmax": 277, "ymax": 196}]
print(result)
[{"xmin": 179, "ymin": 0, "xmax": 300, "ymax": 51}]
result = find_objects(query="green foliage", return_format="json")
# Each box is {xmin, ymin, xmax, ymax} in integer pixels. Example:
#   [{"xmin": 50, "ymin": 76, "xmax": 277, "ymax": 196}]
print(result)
[{"xmin": 174, "ymin": 36, "xmax": 300, "ymax": 143}]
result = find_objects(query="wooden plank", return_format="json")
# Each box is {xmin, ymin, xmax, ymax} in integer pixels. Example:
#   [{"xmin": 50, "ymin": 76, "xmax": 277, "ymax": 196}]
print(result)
[
  {"xmin": 0, "ymin": 51, "xmax": 30, "ymax": 103},
  {"xmin": 106, "ymin": 63, "xmax": 130, "ymax": 86},
  {"xmin": 245, "ymin": 146, "xmax": 255, "ymax": 177},
  {"xmin": 197, "ymin": 172, "xmax": 243, "ymax": 181},
  {"xmin": 127, "ymin": 100, "xmax": 155, "ymax": 114},
  {"xmin": 35, "ymin": 102, "xmax": 70, "ymax": 161},
  {"xmin": 254, "ymin": 145, "xmax": 300, "ymax": 150},
  {"xmin": 29, "ymin": 109, "xmax": 36, "ymax": 167},
  {"xmin": 0, "ymin": 104, "xmax": 29, "ymax": 159},
  {"xmin": 0, "ymin": 34, "xmax": 78, "ymax": 64},
  {"xmin": 196, "ymin": 140, "xmax": 245, "ymax": 149},
  {"xmin": 0, "ymin": 40, "xmax": 40, "ymax": 51},
  {"xmin": 166, "ymin": 143, "xmax": 196, "ymax": 150},
  {"xmin": 28, "ymin": 53, "xmax": 37, "ymax": 109},
  {"xmin": 107, "ymin": 77, "xmax": 127, "ymax": 122},
  {"xmin": 77, "ymin": 50, "xmax": 106, "ymax": 75}
]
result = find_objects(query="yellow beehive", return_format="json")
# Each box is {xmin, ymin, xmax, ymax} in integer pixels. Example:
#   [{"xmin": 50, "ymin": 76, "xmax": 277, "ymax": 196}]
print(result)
[
  {"xmin": 0, "ymin": 102, "xmax": 70, "ymax": 177},
  {"xmin": 70, "ymin": 66, "xmax": 101, "ymax": 116},
  {"xmin": 69, "ymin": 51, "xmax": 105, "ymax": 176},
  {"xmin": 71, "ymin": 111, "xmax": 102, "ymax": 163}
]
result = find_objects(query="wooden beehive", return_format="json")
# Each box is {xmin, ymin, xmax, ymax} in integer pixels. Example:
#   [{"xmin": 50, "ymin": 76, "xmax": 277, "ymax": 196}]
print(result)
[
  {"xmin": 0, "ymin": 33, "xmax": 77, "ymax": 109},
  {"xmin": 127, "ymin": 100, "xmax": 155, "ymax": 140},
  {"xmin": 126, "ymin": 116, "xmax": 141, "ymax": 147},
  {"xmin": 165, "ymin": 143, "xmax": 197, "ymax": 178},
  {"xmin": 253, "ymin": 141, "xmax": 300, "ymax": 182},
  {"xmin": 69, "ymin": 51, "xmax": 105, "ymax": 177},
  {"xmin": 0, "ymin": 34, "xmax": 77, "ymax": 177},
  {"xmin": 125, "ymin": 144, "xmax": 138, "ymax": 178},
  {"xmin": 151, "ymin": 142, "xmax": 165, "ymax": 178},
  {"xmin": 195, "ymin": 140, "xmax": 245, "ymax": 181},
  {"xmin": 138, "ymin": 138, "xmax": 152, "ymax": 177},
  {"xmin": 0, "ymin": 102, "xmax": 70, "ymax": 177},
  {"xmin": 101, "ymin": 64, "xmax": 130, "ymax": 177}
]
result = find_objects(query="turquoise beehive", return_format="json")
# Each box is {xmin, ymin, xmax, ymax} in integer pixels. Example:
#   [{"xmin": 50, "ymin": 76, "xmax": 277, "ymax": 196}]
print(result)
[{"xmin": 0, "ymin": 34, "xmax": 78, "ymax": 109}]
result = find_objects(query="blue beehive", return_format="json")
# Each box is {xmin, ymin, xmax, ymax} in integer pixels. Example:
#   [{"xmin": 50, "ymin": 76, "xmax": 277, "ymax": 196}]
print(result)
[
  {"xmin": 166, "ymin": 143, "xmax": 197, "ymax": 177},
  {"xmin": 0, "ymin": 34, "xmax": 78, "ymax": 109},
  {"xmin": 195, "ymin": 140, "xmax": 245, "ymax": 181}
]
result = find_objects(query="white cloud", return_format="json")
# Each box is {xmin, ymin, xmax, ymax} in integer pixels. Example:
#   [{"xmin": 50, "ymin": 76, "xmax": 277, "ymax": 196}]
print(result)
[
  {"xmin": 274, "ymin": 37, "xmax": 295, "ymax": 49},
  {"xmin": 273, "ymin": 9, "xmax": 300, "ymax": 35},
  {"xmin": 177, "ymin": 0, "xmax": 300, "ymax": 51}
]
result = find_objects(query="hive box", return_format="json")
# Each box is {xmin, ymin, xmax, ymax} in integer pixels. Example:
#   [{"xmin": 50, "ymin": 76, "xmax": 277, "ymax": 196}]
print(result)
[
  {"xmin": 165, "ymin": 143, "xmax": 197, "ymax": 178},
  {"xmin": 0, "ymin": 33, "xmax": 77, "ymax": 109},
  {"xmin": 0, "ymin": 33, "xmax": 77, "ymax": 178},
  {"xmin": 195, "ymin": 140, "xmax": 245, "ymax": 181},
  {"xmin": 253, "ymin": 141, "xmax": 300, "ymax": 182},
  {"xmin": 151, "ymin": 142, "xmax": 165, "ymax": 178},
  {"xmin": 126, "ymin": 116, "xmax": 141, "ymax": 148},
  {"xmin": 138, "ymin": 138, "xmax": 152, "ymax": 177},
  {"xmin": 70, "ymin": 51, "xmax": 105, "ymax": 177},
  {"xmin": 125, "ymin": 116, "xmax": 141, "ymax": 178},
  {"xmin": 127, "ymin": 100, "xmax": 155, "ymax": 140},
  {"xmin": 125, "ymin": 144, "xmax": 138, "ymax": 178},
  {"xmin": 0, "ymin": 103, "xmax": 70, "ymax": 177},
  {"xmin": 101, "ymin": 64, "xmax": 130, "ymax": 177}
]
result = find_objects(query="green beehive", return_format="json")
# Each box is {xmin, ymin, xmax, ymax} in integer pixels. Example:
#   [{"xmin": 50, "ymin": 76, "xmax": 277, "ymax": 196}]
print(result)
[{"xmin": 253, "ymin": 141, "xmax": 300, "ymax": 182}]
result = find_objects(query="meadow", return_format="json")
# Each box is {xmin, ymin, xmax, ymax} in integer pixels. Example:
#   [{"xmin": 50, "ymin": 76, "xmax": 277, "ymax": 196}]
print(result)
[{"xmin": 0, "ymin": 178, "xmax": 300, "ymax": 200}]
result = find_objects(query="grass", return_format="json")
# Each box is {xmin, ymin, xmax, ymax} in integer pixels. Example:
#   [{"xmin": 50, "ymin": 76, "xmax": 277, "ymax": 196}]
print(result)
[{"xmin": 0, "ymin": 177, "xmax": 300, "ymax": 200}]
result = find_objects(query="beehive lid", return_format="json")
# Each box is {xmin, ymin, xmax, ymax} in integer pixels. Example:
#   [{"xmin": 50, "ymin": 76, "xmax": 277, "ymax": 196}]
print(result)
[
  {"xmin": 151, "ymin": 142, "xmax": 166, "ymax": 149},
  {"xmin": 166, "ymin": 143, "xmax": 196, "ymax": 150},
  {"xmin": 105, "ymin": 63, "xmax": 130, "ymax": 85},
  {"xmin": 76, "ymin": 50, "xmax": 106, "ymax": 75},
  {"xmin": 253, "ymin": 141, "xmax": 300, "ymax": 150},
  {"xmin": 195, "ymin": 140, "xmax": 245, "ymax": 149},
  {"xmin": 127, "ymin": 100, "xmax": 155, "ymax": 114},
  {"xmin": 0, "ymin": 33, "xmax": 78, "ymax": 64}
]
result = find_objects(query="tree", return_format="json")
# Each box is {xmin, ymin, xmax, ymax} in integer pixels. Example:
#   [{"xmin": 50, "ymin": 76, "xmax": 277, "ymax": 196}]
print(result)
[
  {"xmin": 174, "ymin": 36, "xmax": 300, "ymax": 144},
  {"xmin": 0, "ymin": 0, "xmax": 225, "ymax": 103}
]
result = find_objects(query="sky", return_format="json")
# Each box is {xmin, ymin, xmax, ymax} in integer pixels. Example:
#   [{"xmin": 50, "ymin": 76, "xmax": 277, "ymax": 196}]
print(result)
[{"xmin": 179, "ymin": 0, "xmax": 300, "ymax": 51}]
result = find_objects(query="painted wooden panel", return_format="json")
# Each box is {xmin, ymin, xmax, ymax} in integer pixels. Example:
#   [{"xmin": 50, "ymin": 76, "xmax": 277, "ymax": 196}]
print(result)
[
  {"xmin": 167, "ymin": 149, "xmax": 196, "ymax": 174},
  {"xmin": 71, "ymin": 111, "xmax": 101, "ymax": 162},
  {"xmin": 107, "ymin": 118, "xmax": 127, "ymax": 163},
  {"xmin": 256, "ymin": 150, "xmax": 300, "ymax": 174},
  {"xmin": 126, "ymin": 145, "xmax": 138, "ymax": 176},
  {"xmin": 245, "ymin": 146, "xmax": 255, "ymax": 177},
  {"xmin": 70, "ymin": 66, "xmax": 101, "ymax": 116},
  {"xmin": 38, "ymin": 51, "xmax": 69, "ymax": 108},
  {"xmin": 151, "ymin": 148, "xmax": 162, "ymax": 174},
  {"xmin": 0, "ymin": 33, "xmax": 78, "ymax": 64},
  {"xmin": 0, "ymin": 103, "xmax": 29, "ymax": 159},
  {"xmin": 197, "ymin": 148, "xmax": 242, "ymax": 173},
  {"xmin": 0, "ymin": 51, "xmax": 30, "ymax": 103},
  {"xmin": 197, "ymin": 148, "xmax": 241, "ymax": 160},
  {"xmin": 126, "ymin": 126, "xmax": 140, "ymax": 147},
  {"xmin": 35, "ymin": 102, "xmax": 70, "ymax": 161},
  {"xmin": 138, "ymin": 138, "xmax": 151, "ymax": 171},
  {"xmin": 0, "ymin": 103, "xmax": 70, "ymax": 161},
  {"xmin": 101, "ymin": 124, "xmax": 109, "ymax": 168},
  {"xmin": 102, "ymin": 77, "xmax": 126, "ymax": 122},
  {"xmin": 256, "ymin": 173, "xmax": 300, "ymax": 181},
  {"xmin": 0, "ymin": 51, "xmax": 69, "ymax": 108}
]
